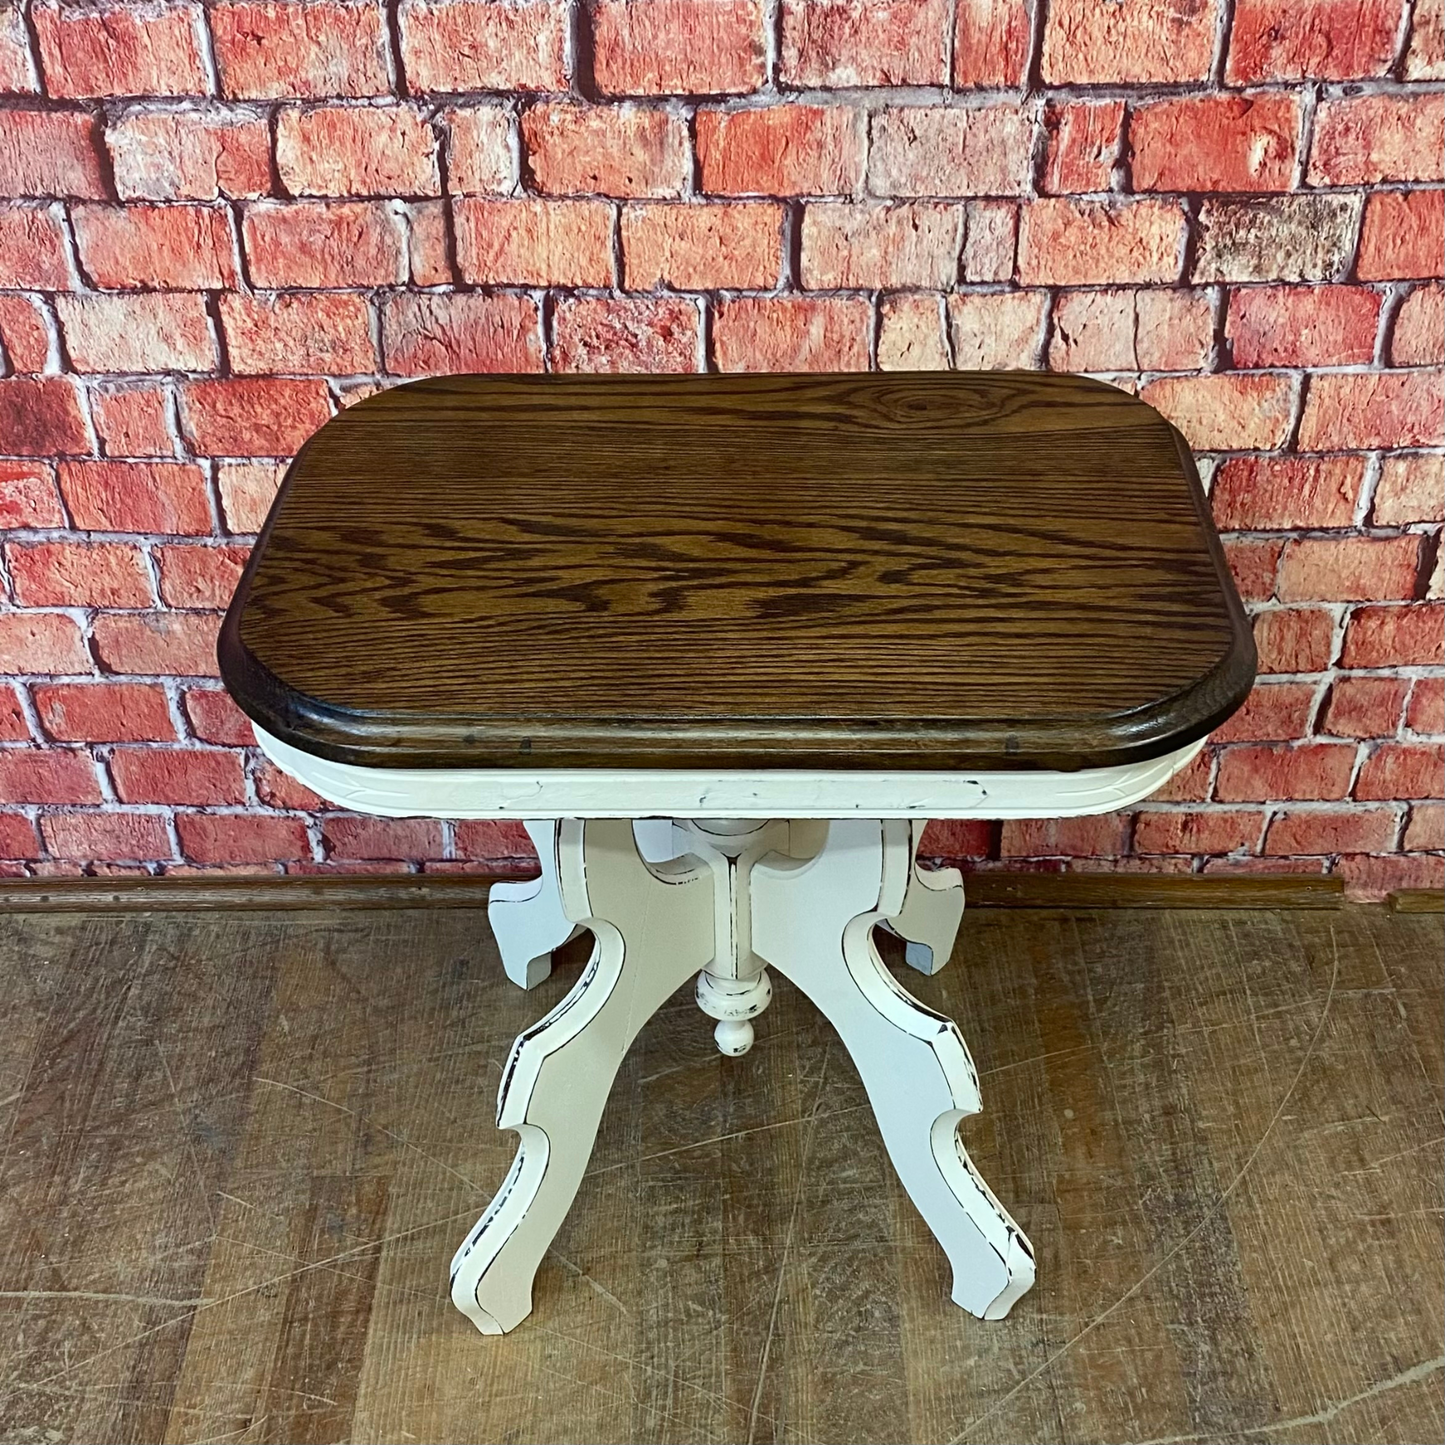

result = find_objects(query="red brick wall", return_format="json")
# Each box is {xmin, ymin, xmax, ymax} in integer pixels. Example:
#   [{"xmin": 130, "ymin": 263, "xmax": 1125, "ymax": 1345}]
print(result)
[{"xmin": 1, "ymin": 0, "xmax": 1441, "ymax": 896}]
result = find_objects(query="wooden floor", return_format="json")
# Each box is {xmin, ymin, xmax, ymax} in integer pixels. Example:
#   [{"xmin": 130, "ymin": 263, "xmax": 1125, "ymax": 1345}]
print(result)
[{"xmin": 0, "ymin": 902, "xmax": 1440, "ymax": 1445}]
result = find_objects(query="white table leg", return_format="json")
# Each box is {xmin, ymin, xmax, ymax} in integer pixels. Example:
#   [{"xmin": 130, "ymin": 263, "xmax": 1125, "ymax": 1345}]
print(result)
[
  {"xmin": 453, "ymin": 817, "xmax": 715, "ymax": 1333},
  {"xmin": 880, "ymin": 820, "xmax": 966, "ymax": 976},
  {"xmin": 752, "ymin": 819, "xmax": 1034, "ymax": 1320},
  {"xmin": 488, "ymin": 819, "xmax": 682, "ymax": 989}
]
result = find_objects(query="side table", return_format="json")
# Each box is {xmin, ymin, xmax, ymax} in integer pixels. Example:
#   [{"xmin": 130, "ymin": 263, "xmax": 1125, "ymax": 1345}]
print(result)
[{"xmin": 220, "ymin": 372, "xmax": 1254, "ymax": 1337}]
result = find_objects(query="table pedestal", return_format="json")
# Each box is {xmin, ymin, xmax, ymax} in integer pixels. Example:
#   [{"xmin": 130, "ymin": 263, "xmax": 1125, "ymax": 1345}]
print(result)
[{"xmin": 452, "ymin": 816, "xmax": 1035, "ymax": 1335}]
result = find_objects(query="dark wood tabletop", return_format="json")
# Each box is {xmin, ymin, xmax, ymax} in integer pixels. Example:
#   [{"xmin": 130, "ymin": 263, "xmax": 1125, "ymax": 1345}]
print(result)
[{"xmin": 219, "ymin": 372, "xmax": 1254, "ymax": 772}]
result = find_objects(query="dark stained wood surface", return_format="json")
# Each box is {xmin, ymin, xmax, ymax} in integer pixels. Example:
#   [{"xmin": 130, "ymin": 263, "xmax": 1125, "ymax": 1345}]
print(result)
[
  {"xmin": 220, "ymin": 373, "xmax": 1255, "ymax": 771},
  {"xmin": 0, "ymin": 902, "xmax": 1439, "ymax": 1444}
]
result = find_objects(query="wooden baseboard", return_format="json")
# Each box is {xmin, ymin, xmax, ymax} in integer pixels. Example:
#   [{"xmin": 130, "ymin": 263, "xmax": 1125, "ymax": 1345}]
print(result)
[
  {"xmin": 1389, "ymin": 888, "xmax": 1445, "ymax": 913},
  {"xmin": 0, "ymin": 870, "xmax": 1349, "ymax": 914}
]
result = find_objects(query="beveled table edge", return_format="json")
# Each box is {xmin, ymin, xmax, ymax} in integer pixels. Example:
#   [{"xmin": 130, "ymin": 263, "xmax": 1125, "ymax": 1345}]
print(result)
[{"xmin": 254, "ymin": 725, "xmax": 1205, "ymax": 821}]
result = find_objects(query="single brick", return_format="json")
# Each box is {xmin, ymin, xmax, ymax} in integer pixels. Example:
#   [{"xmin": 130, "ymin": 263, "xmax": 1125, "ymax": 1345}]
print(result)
[
  {"xmin": 1000, "ymin": 814, "xmax": 1130, "ymax": 857},
  {"xmin": 0, "ymin": 461, "xmax": 64, "ymax": 528},
  {"xmin": 1404, "ymin": 801, "xmax": 1445, "ymax": 850},
  {"xmin": 1211, "ymin": 681, "xmax": 1319, "ymax": 742},
  {"xmin": 0, "ymin": 377, "xmax": 88, "ymax": 455},
  {"xmin": 1278, "ymin": 535, "xmax": 1423, "ymax": 602},
  {"xmin": 779, "ymin": 0, "xmax": 945, "ymax": 86},
  {"xmin": 0, "ymin": 748, "xmax": 102, "ymax": 804},
  {"xmin": 0, "ymin": 108, "xmax": 105, "ymax": 197},
  {"xmin": 452, "ymin": 817, "xmax": 533, "ymax": 859},
  {"xmin": 1408, "ymin": 676, "xmax": 1445, "ymax": 734},
  {"xmin": 1018, "ymin": 198, "xmax": 1185, "ymax": 286},
  {"xmin": 1355, "ymin": 742, "xmax": 1444, "ymax": 799},
  {"xmin": 0, "ymin": 611, "xmax": 90, "ymax": 674},
  {"xmin": 1042, "ymin": 0, "xmax": 1218, "ymax": 83},
  {"xmin": 1298, "ymin": 370, "xmax": 1444, "ymax": 451},
  {"xmin": 8, "ymin": 540, "xmax": 151, "ymax": 607},
  {"xmin": 877, "ymin": 294, "xmax": 949, "ymax": 370},
  {"xmin": 947, "ymin": 291, "xmax": 1047, "ymax": 369},
  {"xmin": 696, "ymin": 105, "xmax": 863, "ymax": 197},
  {"xmin": 1373, "ymin": 452, "xmax": 1445, "ymax": 525},
  {"xmin": 1215, "ymin": 742, "xmax": 1356, "ymax": 801},
  {"xmin": 55, "ymin": 292, "xmax": 217, "ymax": 373},
  {"xmin": 1041, "ymin": 102, "xmax": 1123, "ymax": 194},
  {"xmin": 1407, "ymin": 0, "xmax": 1444, "ymax": 78},
  {"xmin": 953, "ymin": 0, "xmax": 1030, "ymax": 85},
  {"xmin": 157, "ymin": 544, "xmax": 249, "ymax": 609},
  {"xmin": 1393, "ymin": 284, "xmax": 1445, "ymax": 367},
  {"xmin": 1343, "ymin": 603, "xmax": 1444, "ymax": 667},
  {"xmin": 109, "ymin": 747, "xmax": 247, "ymax": 805},
  {"xmin": 220, "ymin": 292, "xmax": 376, "ymax": 375},
  {"xmin": 1210, "ymin": 455, "xmax": 1365, "ymax": 531},
  {"xmin": 107, "ymin": 107, "xmax": 271, "ymax": 201},
  {"xmin": 443, "ymin": 106, "xmax": 513, "ymax": 194},
  {"xmin": 523, "ymin": 104, "xmax": 687, "ymax": 198},
  {"xmin": 1130, "ymin": 93, "xmax": 1300, "ymax": 194},
  {"xmin": 868, "ymin": 105, "xmax": 1033, "ymax": 198},
  {"xmin": 1192, "ymin": 195, "xmax": 1361, "ymax": 283},
  {"xmin": 1227, "ymin": 0, "xmax": 1405, "ymax": 81},
  {"xmin": 42, "ymin": 811, "xmax": 172, "ymax": 863},
  {"xmin": 381, "ymin": 292, "xmax": 542, "ymax": 375},
  {"xmin": 1252, "ymin": 607, "xmax": 1336, "ymax": 674},
  {"xmin": 71, "ymin": 203, "xmax": 236, "ymax": 289},
  {"xmin": 1308, "ymin": 94, "xmax": 1445, "ymax": 185},
  {"xmin": 1335, "ymin": 851, "xmax": 1445, "ymax": 898},
  {"xmin": 1321, "ymin": 675, "xmax": 1411, "ymax": 738},
  {"xmin": 0, "ymin": 3, "xmax": 36, "ymax": 92},
  {"xmin": 212, "ymin": 0, "xmax": 390, "ymax": 98},
  {"xmin": 402, "ymin": 199, "xmax": 452, "ymax": 284},
  {"xmin": 455, "ymin": 198, "xmax": 614, "ymax": 286},
  {"xmin": 177, "ymin": 811, "xmax": 311, "ymax": 864},
  {"xmin": 1134, "ymin": 809, "xmax": 1263, "ymax": 854},
  {"xmin": 59, "ymin": 460, "xmax": 212, "ymax": 534},
  {"xmin": 92, "ymin": 387, "xmax": 173, "ymax": 457},
  {"xmin": 402, "ymin": 0, "xmax": 568, "ymax": 92},
  {"xmin": 183, "ymin": 685, "xmax": 253, "ymax": 744},
  {"xmin": 34, "ymin": 680, "xmax": 174, "ymax": 741},
  {"xmin": 0, "ymin": 810, "xmax": 40, "ymax": 857},
  {"xmin": 217, "ymin": 460, "xmax": 284, "ymax": 532},
  {"xmin": 624, "ymin": 202, "xmax": 781, "ymax": 289},
  {"xmin": 1356, "ymin": 190, "xmax": 1444, "ymax": 280},
  {"xmin": 915, "ymin": 819, "xmax": 994, "ymax": 856},
  {"xmin": 242, "ymin": 200, "xmax": 404, "ymax": 287},
  {"xmin": 1049, "ymin": 287, "xmax": 1212, "ymax": 372},
  {"xmin": 551, "ymin": 296, "xmax": 698, "ymax": 372},
  {"xmin": 1227, "ymin": 285, "xmax": 1381, "ymax": 369},
  {"xmin": 33, "ymin": 0, "xmax": 206, "ymax": 96},
  {"xmin": 962, "ymin": 200, "xmax": 1017, "ymax": 281},
  {"xmin": 322, "ymin": 815, "xmax": 446, "ymax": 859},
  {"xmin": 712, "ymin": 296, "xmax": 870, "ymax": 372},
  {"xmin": 256, "ymin": 756, "xmax": 324, "ymax": 809},
  {"xmin": 276, "ymin": 105, "xmax": 440, "ymax": 198},
  {"xmin": 1141, "ymin": 373, "xmax": 1295, "ymax": 452},
  {"xmin": 91, "ymin": 610, "xmax": 221, "ymax": 675},
  {"xmin": 0, "ymin": 293, "xmax": 47, "ymax": 371},
  {"xmin": 1223, "ymin": 538, "xmax": 1282, "ymax": 599},
  {"xmin": 0, "ymin": 204, "xmax": 71, "ymax": 288},
  {"xmin": 180, "ymin": 377, "xmax": 333, "ymax": 455},
  {"xmin": 1265, "ymin": 808, "xmax": 1399, "ymax": 856},
  {"xmin": 801, "ymin": 202, "xmax": 959, "ymax": 289}
]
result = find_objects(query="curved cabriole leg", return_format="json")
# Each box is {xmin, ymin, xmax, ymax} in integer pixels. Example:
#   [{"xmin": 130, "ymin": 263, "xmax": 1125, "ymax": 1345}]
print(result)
[
  {"xmin": 880, "ymin": 820, "xmax": 965, "ymax": 977},
  {"xmin": 752, "ymin": 819, "xmax": 1034, "ymax": 1320},
  {"xmin": 487, "ymin": 820, "xmax": 576, "ymax": 990},
  {"xmin": 452, "ymin": 818, "xmax": 714, "ymax": 1334}
]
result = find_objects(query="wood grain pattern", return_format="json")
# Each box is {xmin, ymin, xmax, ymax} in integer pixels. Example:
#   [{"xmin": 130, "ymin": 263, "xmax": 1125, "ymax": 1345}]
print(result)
[
  {"xmin": 0, "ymin": 902, "xmax": 1438, "ymax": 1444},
  {"xmin": 220, "ymin": 373, "xmax": 1255, "ymax": 771}
]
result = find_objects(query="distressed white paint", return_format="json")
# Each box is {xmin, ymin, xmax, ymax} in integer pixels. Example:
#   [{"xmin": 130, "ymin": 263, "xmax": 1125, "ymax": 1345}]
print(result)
[{"xmin": 254, "ymin": 725, "xmax": 1203, "ymax": 820}]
